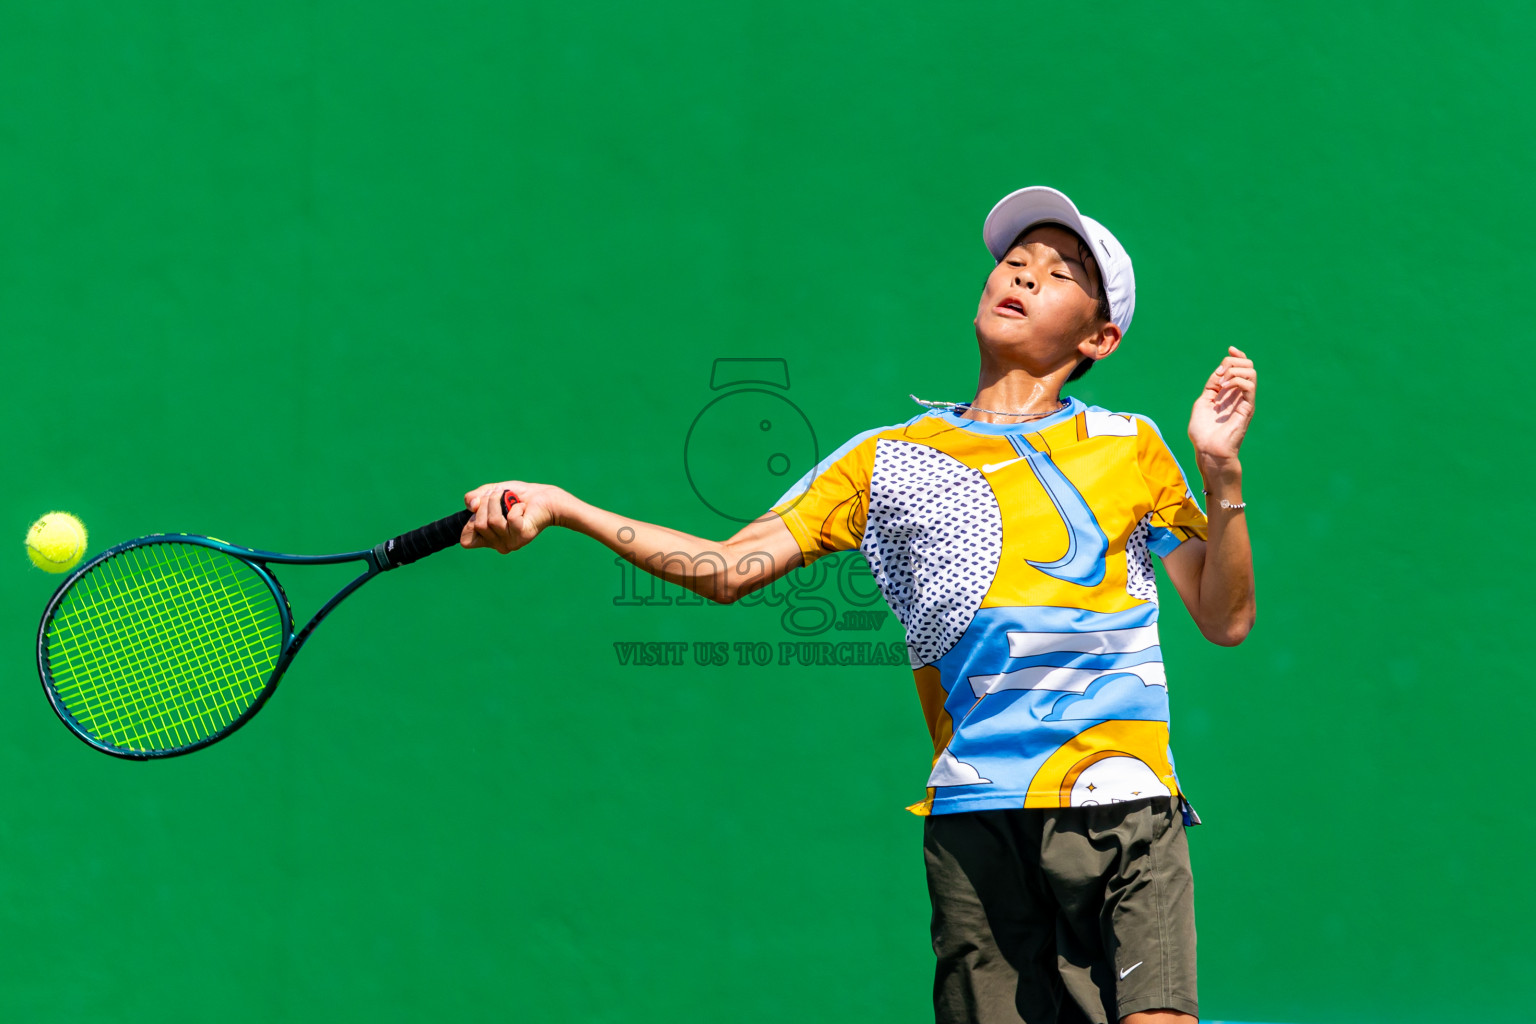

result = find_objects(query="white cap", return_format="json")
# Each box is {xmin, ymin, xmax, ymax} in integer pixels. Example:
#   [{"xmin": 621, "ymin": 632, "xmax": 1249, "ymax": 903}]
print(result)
[{"xmin": 982, "ymin": 186, "xmax": 1136, "ymax": 334}]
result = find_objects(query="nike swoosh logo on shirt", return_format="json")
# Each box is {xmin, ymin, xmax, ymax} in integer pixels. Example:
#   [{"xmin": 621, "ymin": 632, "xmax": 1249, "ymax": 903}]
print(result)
[
  {"xmin": 1119, "ymin": 961, "xmax": 1143, "ymax": 980},
  {"xmin": 981, "ymin": 456, "xmax": 1026, "ymax": 474}
]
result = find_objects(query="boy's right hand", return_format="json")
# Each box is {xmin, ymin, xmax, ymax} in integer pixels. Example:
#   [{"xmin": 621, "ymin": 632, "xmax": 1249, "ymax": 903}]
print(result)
[{"xmin": 460, "ymin": 481, "xmax": 570, "ymax": 554}]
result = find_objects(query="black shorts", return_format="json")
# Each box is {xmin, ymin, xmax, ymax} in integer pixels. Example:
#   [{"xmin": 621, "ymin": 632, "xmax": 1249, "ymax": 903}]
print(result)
[{"xmin": 924, "ymin": 797, "xmax": 1197, "ymax": 1024}]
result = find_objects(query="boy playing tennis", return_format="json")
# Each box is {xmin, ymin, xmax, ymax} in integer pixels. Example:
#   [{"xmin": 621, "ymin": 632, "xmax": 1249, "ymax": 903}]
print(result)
[{"xmin": 463, "ymin": 186, "xmax": 1256, "ymax": 1024}]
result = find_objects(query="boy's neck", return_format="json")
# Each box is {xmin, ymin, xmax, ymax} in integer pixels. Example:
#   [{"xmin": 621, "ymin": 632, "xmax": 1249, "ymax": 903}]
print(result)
[{"xmin": 963, "ymin": 365, "xmax": 1073, "ymax": 424}]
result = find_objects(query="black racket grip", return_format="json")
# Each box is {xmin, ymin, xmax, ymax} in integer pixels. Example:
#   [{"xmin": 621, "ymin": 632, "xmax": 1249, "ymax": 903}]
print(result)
[{"xmin": 375, "ymin": 491, "xmax": 521, "ymax": 571}]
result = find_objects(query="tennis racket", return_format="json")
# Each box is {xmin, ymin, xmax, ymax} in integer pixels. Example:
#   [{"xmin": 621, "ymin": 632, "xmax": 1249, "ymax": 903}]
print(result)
[{"xmin": 36, "ymin": 491, "xmax": 517, "ymax": 759}]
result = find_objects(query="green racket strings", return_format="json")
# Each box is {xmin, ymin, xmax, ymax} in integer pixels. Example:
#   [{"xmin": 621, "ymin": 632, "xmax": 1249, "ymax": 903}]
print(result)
[{"xmin": 44, "ymin": 544, "xmax": 285, "ymax": 752}]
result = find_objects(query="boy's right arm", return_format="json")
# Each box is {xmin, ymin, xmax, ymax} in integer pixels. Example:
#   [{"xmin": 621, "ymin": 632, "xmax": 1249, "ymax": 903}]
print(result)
[{"xmin": 458, "ymin": 480, "xmax": 805, "ymax": 605}]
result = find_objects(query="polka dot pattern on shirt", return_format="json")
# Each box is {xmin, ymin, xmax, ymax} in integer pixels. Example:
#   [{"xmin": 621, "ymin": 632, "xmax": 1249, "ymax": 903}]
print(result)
[
  {"xmin": 862, "ymin": 439, "xmax": 1003, "ymax": 666},
  {"xmin": 1126, "ymin": 513, "xmax": 1159, "ymax": 604}
]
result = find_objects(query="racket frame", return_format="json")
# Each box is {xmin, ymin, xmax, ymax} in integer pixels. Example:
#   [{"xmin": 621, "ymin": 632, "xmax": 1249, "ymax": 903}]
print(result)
[{"xmin": 37, "ymin": 533, "xmax": 387, "ymax": 760}]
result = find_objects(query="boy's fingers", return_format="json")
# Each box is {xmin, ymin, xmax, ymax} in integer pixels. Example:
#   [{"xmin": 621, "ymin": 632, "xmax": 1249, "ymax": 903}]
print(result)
[
  {"xmin": 460, "ymin": 518, "xmax": 484, "ymax": 548},
  {"xmin": 475, "ymin": 493, "xmax": 493, "ymax": 533},
  {"xmin": 509, "ymin": 501, "xmax": 537, "ymax": 547},
  {"xmin": 1200, "ymin": 352, "xmax": 1255, "ymax": 407},
  {"xmin": 489, "ymin": 489, "xmax": 509, "ymax": 532},
  {"xmin": 1228, "ymin": 379, "xmax": 1257, "ymax": 396},
  {"xmin": 466, "ymin": 484, "xmax": 496, "ymax": 512},
  {"xmin": 512, "ymin": 506, "xmax": 533, "ymax": 542}
]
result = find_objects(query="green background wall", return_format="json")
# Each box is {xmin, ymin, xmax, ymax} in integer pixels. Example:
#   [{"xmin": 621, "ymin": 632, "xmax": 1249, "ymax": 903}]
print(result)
[{"xmin": 2, "ymin": 3, "xmax": 1530, "ymax": 1021}]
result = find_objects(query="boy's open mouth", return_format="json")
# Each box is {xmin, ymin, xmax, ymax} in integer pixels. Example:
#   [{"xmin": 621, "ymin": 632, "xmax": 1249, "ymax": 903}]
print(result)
[{"xmin": 996, "ymin": 297, "xmax": 1026, "ymax": 317}]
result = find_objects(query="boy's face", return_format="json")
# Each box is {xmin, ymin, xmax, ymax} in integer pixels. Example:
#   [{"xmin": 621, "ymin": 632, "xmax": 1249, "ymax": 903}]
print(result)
[{"xmin": 973, "ymin": 224, "xmax": 1117, "ymax": 373}]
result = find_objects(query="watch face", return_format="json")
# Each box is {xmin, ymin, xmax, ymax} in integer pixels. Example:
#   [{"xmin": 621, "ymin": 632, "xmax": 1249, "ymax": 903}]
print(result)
[{"xmin": 684, "ymin": 387, "xmax": 819, "ymax": 522}]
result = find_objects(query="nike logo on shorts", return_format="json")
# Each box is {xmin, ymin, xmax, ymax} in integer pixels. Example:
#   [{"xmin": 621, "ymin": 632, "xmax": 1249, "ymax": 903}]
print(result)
[{"xmin": 1119, "ymin": 961, "xmax": 1143, "ymax": 980}]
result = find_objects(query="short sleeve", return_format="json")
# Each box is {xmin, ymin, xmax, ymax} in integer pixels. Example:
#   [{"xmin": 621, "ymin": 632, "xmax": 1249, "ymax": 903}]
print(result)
[
  {"xmin": 1135, "ymin": 418, "xmax": 1208, "ymax": 557},
  {"xmin": 770, "ymin": 430, "xmax": 879, "ymax": 564}
]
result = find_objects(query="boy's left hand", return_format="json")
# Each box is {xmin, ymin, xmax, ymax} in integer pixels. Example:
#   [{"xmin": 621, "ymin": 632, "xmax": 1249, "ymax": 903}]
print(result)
[{"xmin": 1188, "ymin": 346, "xmax": 1256, "ymax": 464}]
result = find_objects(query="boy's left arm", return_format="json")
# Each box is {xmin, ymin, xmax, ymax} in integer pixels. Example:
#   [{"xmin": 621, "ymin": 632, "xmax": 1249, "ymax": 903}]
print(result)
[{"xmin": 1162, "ymin": 346, "xmax": 1257, "ymax": 647}]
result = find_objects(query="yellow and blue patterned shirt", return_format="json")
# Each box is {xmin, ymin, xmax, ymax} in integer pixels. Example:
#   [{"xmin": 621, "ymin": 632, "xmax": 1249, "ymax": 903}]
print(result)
[{"xmin": 772, "ymin": 397, "xmax": 1208, "ymax": 815}]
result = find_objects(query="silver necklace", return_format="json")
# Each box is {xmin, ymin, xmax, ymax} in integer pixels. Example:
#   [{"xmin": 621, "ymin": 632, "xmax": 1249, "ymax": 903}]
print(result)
[{"xmin": 909, "ymin": 394, "xmax": 1068, "ymax": 421}]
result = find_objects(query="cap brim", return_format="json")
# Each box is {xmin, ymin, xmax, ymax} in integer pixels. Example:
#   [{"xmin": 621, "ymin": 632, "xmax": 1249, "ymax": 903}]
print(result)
[{"xmin": 983, "ymin": 186, "xmax": 1094, "ymax": 261}]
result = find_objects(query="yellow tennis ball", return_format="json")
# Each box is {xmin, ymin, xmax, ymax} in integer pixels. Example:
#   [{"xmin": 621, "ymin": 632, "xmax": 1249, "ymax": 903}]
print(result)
[{"xmin": 26, "ymin": 512, "xmax": 88, "ymax": 574}]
